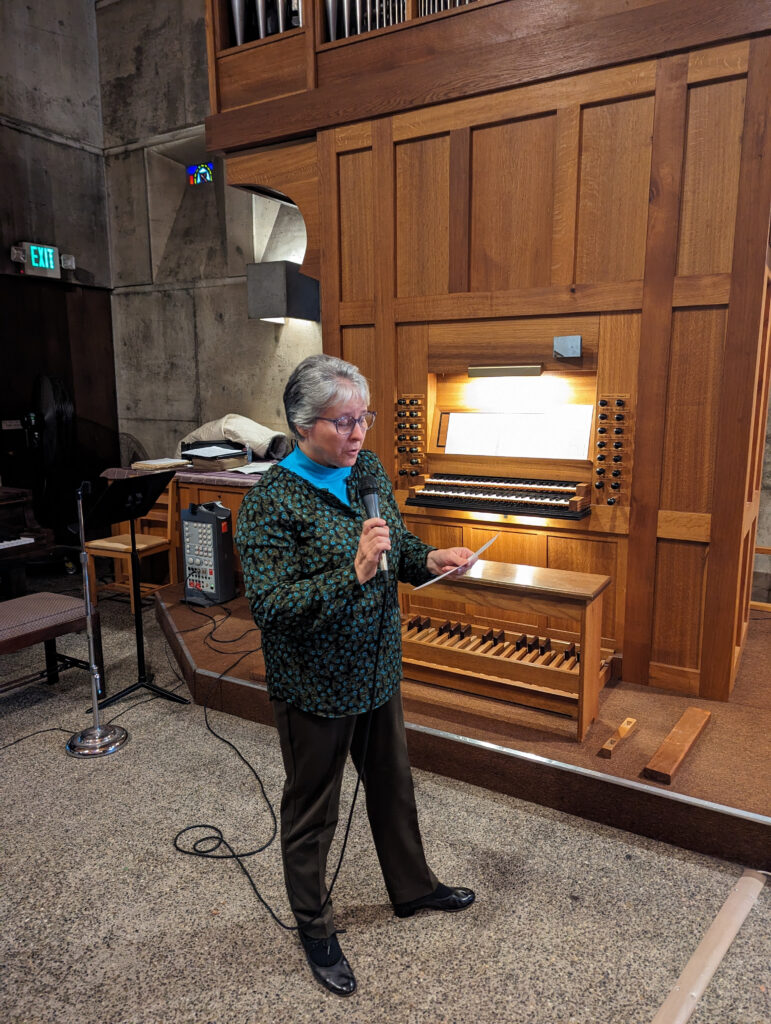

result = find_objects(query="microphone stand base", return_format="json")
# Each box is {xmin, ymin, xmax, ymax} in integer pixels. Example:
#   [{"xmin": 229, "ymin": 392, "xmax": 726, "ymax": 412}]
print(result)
[{"xmin": 65, "ymin": 724, "xmax": 129, "ymax": 759}]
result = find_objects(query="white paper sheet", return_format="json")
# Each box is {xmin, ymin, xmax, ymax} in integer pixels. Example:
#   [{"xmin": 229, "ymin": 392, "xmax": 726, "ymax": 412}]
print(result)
[
  {"xmin": 413, "ymin": 533, "xmax": 500, "ymax": 591},
  {"xmin": 444, "ymin": 407, "xmax": 593, "ymax": 461}
]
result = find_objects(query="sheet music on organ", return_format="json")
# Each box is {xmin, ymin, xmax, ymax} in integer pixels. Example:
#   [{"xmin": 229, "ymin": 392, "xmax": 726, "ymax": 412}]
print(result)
[{"xmin": 444, "ymin": 407, "xmax": 593, "ymax": 461}]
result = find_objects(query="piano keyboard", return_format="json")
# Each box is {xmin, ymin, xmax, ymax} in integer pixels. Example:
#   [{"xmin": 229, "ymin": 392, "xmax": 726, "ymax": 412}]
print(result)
[
  {"xmin": 0, "ymin": 537, "xmax": 35, "ymax": 551},
  {"xmin": 406, "ymin": 473, "xmax": 591, "ymax": 519}
]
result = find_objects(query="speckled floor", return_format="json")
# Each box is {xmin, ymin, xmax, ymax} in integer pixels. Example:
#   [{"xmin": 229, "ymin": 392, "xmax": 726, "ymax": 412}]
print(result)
[{"xmin": 1, "ymin": 579, "xmax": 769, "ymax": 1024}]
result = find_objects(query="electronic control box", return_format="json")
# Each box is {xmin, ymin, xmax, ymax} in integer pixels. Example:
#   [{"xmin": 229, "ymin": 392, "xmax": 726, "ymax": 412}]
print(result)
[{"xmin": 181, "ymin": 501, "xmax": 235, "ymax": 605}]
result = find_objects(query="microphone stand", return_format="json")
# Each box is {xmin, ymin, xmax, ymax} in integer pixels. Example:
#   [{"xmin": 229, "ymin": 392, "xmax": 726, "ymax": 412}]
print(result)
[{"xmin": 66, "ymin": 483, "xmax": 129, "ymax": 758}]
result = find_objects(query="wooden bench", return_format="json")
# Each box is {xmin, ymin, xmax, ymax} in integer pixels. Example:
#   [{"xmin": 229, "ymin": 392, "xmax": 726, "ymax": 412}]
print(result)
[{"xmin": 0, "ymin": 592, "xmax": 105, "ymax": 698}]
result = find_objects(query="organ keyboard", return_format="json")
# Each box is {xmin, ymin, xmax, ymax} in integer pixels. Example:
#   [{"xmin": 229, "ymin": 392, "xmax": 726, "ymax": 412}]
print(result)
[{"xmin": 406, "ymin": 473, "xmax": 591, "ymax": 519}]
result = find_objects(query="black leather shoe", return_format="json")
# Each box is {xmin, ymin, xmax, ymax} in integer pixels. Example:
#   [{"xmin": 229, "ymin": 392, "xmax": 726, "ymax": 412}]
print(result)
[
  {"xmin": 299, "ymin": 931, "xmax": 356, "ymax": 996},
  {"xmin": 393, "ymin": 882, "xmax": 476, "ymax": 919}
]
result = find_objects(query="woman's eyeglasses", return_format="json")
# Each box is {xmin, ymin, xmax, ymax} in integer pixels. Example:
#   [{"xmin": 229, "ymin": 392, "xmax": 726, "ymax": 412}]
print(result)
[{"xmin": 316, "ymin": 411, "xmax": 377, "ymax": 436}]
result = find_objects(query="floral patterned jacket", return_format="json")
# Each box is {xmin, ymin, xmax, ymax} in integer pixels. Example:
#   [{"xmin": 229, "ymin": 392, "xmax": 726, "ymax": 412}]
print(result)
[{"xmin": 235, "ymin": 449, "xmax": 434, "ymax": 717}]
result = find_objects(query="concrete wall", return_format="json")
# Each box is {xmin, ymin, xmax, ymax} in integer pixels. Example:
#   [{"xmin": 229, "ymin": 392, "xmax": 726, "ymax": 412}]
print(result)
[
  {"xmin": 0, "ymin": 0, "xmax": 109, "ymax": 285},
  {"xmin": 96, "ymin": 0, "xmax": 320, "ymax": 460}
]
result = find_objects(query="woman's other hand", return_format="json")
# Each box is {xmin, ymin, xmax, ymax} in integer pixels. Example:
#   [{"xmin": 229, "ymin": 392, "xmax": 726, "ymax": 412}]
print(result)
[
  {"xmin": 426, "ymin": 547, "xmax": 476, "ymax": 577},
  {"xmin": 355, "ymin": 517, "xmax": 391, "ymax": 584}
]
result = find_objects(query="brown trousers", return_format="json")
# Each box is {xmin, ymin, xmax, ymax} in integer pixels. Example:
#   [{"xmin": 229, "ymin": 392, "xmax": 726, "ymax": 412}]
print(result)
[{"xmin": 272, "ymin": 691, "xmax": 437, "ymax": 938}]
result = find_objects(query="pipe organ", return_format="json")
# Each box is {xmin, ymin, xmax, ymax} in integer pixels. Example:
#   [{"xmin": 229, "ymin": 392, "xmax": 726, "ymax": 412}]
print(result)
[{"xmin": 207, "ymin": 0, "xmax": 771, "ymax": 722}]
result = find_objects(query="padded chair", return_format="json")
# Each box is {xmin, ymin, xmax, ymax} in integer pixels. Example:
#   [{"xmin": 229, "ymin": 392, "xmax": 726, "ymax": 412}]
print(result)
[{"xmin": 85, "ymin": 479, "xmax": 177, "ymax": 614}]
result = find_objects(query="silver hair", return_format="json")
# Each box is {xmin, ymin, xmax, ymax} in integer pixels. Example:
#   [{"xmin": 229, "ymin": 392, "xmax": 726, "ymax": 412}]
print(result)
[{"xmin": 283, "ymin": 354, "xmax": 370, "ymax": 439}]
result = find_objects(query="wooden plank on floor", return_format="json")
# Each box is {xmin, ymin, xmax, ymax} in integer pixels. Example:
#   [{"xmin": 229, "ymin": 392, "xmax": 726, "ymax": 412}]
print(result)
[
  {"xmin": 643, "ymin": 707, "xmax": 711, "ymax": 784},
  {"xmin": 598, "ymin": 716, "xmax": 637, "ymax": 758}
]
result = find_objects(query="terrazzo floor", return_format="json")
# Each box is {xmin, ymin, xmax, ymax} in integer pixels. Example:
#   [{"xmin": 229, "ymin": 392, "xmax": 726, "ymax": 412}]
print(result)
[{"xmin": 1, "ymin": 577, "xmax": 769, "ymax": 1024}]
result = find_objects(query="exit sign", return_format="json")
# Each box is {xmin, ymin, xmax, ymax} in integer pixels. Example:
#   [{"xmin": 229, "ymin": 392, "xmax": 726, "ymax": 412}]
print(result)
[{"xmin": 17, "ymin": 242, "xmax": 61, "ymax": 279}]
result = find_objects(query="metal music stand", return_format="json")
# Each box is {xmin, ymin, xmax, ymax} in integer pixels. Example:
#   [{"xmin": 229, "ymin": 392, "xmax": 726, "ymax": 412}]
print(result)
[
  {"xmin": 83, "ymin": 470, "xmax": 189, "ymax": 712},
  {"xmin": 66, "ymin": 481, "xmax": 129, "ymax": 758}
]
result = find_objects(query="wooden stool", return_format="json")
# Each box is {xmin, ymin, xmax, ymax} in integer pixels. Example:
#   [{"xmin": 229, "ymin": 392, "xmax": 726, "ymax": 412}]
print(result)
[{"xmin": 0, "ymin": 592, "xmax": 106, "ymax": 698}]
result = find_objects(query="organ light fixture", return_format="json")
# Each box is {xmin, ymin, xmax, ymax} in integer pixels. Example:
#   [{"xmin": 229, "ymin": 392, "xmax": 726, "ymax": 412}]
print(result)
[{"xmin": 467, "ymin": 364, "xmax": 543, "ymax": 378}]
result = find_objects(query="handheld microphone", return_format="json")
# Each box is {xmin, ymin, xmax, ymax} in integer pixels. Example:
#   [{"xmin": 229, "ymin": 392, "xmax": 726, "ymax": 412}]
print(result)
[{"xmin": 359, "ymin": 475, "xmax": 388, "ymax": 576}]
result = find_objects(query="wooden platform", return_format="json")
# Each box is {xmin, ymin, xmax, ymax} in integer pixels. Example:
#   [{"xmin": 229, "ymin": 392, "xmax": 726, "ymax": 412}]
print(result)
[{"xmin": 155, "ymin": 584, "xmax": 770, "ymax": 870}]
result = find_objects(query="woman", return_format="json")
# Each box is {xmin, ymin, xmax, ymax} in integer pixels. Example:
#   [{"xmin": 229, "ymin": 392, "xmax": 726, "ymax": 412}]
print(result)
[{"xmin": 235, "ymin": 354, "xmax": 475, "ymax": 997}]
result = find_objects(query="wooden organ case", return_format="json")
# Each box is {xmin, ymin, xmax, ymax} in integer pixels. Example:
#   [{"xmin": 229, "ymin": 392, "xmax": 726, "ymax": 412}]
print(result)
[{"xmin": 205, "ymin": 0, "xmax": 771, "ymax": 728}]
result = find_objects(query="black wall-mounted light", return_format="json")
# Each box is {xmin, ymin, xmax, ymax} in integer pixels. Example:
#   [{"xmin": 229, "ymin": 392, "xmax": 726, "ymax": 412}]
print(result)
[{"xmin": 246, "ymin": 261, "xmax": 320, "ymax": 323}]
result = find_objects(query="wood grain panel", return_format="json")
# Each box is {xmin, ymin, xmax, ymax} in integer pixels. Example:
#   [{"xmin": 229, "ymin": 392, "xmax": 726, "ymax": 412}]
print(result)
[
  {"xmin": 702, "ymin": 36, "xmax": 771, "ymax": 700},
  {"xmin": 395, "ymin": 135, "xmax": 451, "ymax": 297},
  {"xmin": 595, "ymin": 313, "xmax": 641, "ymax": 397},
  {"xmin": 623, "ymin": 55, "xmax": 689, "ymax": 686},
  {"xmin": 659, "ymin": 308, "xmax": 727, "ymax": 513},
  {"xmin": 338, "ymin": 148, "xmax": 375, "ymax": 302},
  {"xmin": 651, "ymin": 540, "xmax": 706, "ymax": 670},
  {"xmin": 449, "ymin": 129, "xmax": 471, "ymax": 293},
  {"xmin": 551, "ymin": 106, "xmax": 581, "ymax": 286},
  {"xmin": 404, "ymin": 520, "xmax": 466, "ymax": 618},
  {"xmin": 676, "ymin": 78, "xmax": 746, "ymax": 276},
  {"xmin": 575, "ymin": 96, "xmax": 655, "ymax": 283},
  {"xmin": 217, "ymin": 32, "xmax": 306, "ymax": 112},
  {"xmin": 469, "ymin": 114, "xmax": 556, "ymax": 292},
  {"xmin": 428, "ymin": 316, "xmax": 600, "ymax": 375},
  {"xmin": 546, "ymin": 535, "xmax": 618, "ymax": 639},
  {"xmin": 466, "ymin": 526, "xmax": 548, "ymax": 631},
  {"xmin": 397, "ymin": 324, "xmax": 430, "ymax": 398},
  {"xmin": 207, "ymin": 2, "xmax": 771, "ymax": 151}
]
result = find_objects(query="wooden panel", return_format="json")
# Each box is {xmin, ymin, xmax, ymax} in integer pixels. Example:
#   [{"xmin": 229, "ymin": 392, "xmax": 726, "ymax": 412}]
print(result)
[
  {"xmin": 207, "ymin": 1, "xmax": 771, "ymax": 151},
  {"xmin": 469, "ymin": 114, "xmax": 556, "ymax": 292},
  {"xmin": 217, "ymin": 32, "xmax": 306, "ymax": 112},
  {"xmin": 428, "ymin": 316, "xmax": 600, "ymax": 375},
  {"xmin": 404, "ymin": 519, "xmax": 466, "ymax": 618},
  {"xmin": 395, "ymin": 135, "xmax": 451, "ymax": 297},
  {"xmin": 651, "ymin": 540, "xmax": 706, "ymax": 670},
  {"xmin": 596, "ymin": 313, "xmax": 641, "ymax": 398},
  {"xmin": 397, "ymin": 324, "xmax": 430, "ymax": 398},
  {"xmin": 448, "ymin": 129, "xmax": 471, "ymax": 293},
  {"xmin": 551, "ymin": 105, "xmax": 581, "ymax": 285},
  {"xmin": 575, "ymin": 95, "xmax": 655, "ymax": 283},
  {"xmin": 546, "ymin": 535, "xmax": 618, "ymax": 639},
  {"xmin": 677, "ymin": 78, "xmax": 746, "ymax": 276},
  {"xmin": 339, "ymin": 327, "xmax": 390, "ymax": 464},
  {"xmin": 642, "ymin": 707, "xmax": 711, "ymax": 783},
  {"xmin": 338, "ymin": 148, "xmax": 375, "ymax": 302},
  {"xmin": 659, "ymin": 309, "xmax": 727, "ymax": 513},
  {"xmin": 701, "ymin": 36, "xmax": 771, "ymax": 700},
  {"xmin": 466, "ymin": 526, "xmax": 548, "ymax": 631}
]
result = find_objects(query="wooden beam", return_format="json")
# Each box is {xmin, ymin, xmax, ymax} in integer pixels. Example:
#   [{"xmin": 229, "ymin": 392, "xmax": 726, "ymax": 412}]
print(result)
[
  {"xmin": 701, "ymin": 36, "xmax": 771, "ymax": 700},
  {"xmin": 598, "ymin": 716, "xmax": 637, "ymax": 758},
  {"xmin": 642, "ymin": 707, "xmax": 711, "ymax": 784},
  {"xmin": 622, "ymin": 54, "xmax": 689, "ymax": 686},
  {"xmin": 205, "ymin": 1, "xmax": 771, "ymax": 152}
]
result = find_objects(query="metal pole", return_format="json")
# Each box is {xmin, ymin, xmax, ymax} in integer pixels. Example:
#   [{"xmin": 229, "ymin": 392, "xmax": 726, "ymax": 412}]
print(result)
[{"xmin": 66, "ymin": 485, "xmax": 128, "ymax": 758}]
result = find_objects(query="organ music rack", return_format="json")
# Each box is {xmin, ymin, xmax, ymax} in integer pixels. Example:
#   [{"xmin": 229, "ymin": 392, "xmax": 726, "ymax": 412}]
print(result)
[{"xmin": 402, "ymin": 559, "xmax": 613, "ymax": 740}]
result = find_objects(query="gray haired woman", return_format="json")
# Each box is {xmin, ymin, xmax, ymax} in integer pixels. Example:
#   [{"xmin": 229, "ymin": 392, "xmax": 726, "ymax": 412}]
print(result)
[{"xmin": 235, "ymin": 353, "xmax": 475, "ymax": 997}]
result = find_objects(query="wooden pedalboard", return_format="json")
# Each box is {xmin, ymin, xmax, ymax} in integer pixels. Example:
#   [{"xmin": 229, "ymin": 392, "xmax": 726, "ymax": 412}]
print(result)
[
  {"xmin": 402, "ymin": 615, "xmax": 614, "ymax": 730},
  {"xmin": 400, "ymin": 559, "xmax": 614, "ymax": 740}
]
